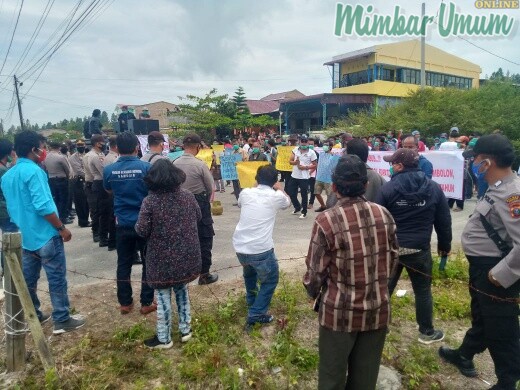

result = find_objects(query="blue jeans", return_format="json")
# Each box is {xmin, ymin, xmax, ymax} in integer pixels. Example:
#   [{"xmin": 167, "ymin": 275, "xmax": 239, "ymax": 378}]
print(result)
[
  {"xmin": 388, "ymin": 249, "xmax": 434, "ymax": 335},
  {"xmin": 22, "ymin": 235, "xmax": 70, "ymax": 323},
  {"xmin": 237, "ymin": 249, "xmax": 279, "ymax": 322},
  {"xmin": 156, "ymin": 284, "xmax": 191, "ymax": 343}
]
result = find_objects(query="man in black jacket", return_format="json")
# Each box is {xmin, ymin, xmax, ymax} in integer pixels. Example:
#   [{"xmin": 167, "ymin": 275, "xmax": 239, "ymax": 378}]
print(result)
[
  {"xmin": 117, "ymin": 105, "xmax": 136, "ymax": 133},
  {"xmin": 376, "ymin": 148, "xmax": 452, "ymax": 345}
]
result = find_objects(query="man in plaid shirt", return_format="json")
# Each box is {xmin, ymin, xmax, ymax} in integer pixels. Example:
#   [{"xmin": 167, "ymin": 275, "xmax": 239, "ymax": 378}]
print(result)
[{"xmin": 304, "ymin": 155, "xmax": 398, "ymax": 390}]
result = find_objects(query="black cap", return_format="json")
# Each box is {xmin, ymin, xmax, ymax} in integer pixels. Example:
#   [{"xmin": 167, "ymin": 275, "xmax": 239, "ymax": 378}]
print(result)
[
  {"xmin": 183, "ymin": 133, "xmax": 202, "ymax": 145},
  {"xmin": 462, "ymin": 134, "xmax": 515, "ymax": 159},
  {"xmin": 383, "ymin": 148, "xmax": 420, "ymax": 168},
  {"xmin": 334, "ymin": 154, "xmax": 368, "ymax": 182},
  {"xmin": 148, "ymin": 131, "xmax": 165, "ymax": 143}
]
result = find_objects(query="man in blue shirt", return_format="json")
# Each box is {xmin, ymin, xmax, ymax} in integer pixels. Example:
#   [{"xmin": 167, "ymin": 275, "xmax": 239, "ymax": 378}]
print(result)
[
  {"xmin": 1, "ymin": 131, "xmax": 85, "ymax": 334},
  {"xmin": 103, "ymin": 131, "xmax": 155, "ymax": 315},
  {"xmin": 403, "ymin": 135, "xmax": 433, "ymax": 179}
]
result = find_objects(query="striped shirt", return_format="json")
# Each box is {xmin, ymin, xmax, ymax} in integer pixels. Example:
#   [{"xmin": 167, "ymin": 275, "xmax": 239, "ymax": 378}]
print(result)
[{"xmin": 303, "ymin": 196, "xmax": 398, "ymax": 332}]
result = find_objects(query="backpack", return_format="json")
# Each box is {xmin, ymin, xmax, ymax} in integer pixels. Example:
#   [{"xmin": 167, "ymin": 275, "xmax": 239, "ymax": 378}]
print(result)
[{"xmin": 83, "ymin": 119, "xmax": 91, "ymax": 139}]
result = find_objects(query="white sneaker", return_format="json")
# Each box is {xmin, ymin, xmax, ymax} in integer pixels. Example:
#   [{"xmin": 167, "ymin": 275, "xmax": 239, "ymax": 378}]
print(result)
[
  {"xmin": 181, "ymin": 331, "xmax": 192, "ymax": 343},
  {"xmin": 299, "ymin": 213, "xmax": 307, "ymax": 219}
]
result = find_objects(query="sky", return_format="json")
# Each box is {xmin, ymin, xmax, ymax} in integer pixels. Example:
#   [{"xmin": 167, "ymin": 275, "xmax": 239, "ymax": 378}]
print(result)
[{"xmin": 0, "ymin": 0, "xmax": 519, "ymax": 129}]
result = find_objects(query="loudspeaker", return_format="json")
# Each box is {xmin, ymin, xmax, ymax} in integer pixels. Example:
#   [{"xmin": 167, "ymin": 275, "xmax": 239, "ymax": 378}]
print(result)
[{"xmin": 128, "ymin": 119, "xmax": 159, "ymax": 135}]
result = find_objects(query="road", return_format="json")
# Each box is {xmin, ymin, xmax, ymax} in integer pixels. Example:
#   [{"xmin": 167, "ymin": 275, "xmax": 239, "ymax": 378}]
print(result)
[{"xmin": 59, "ymin": 190, "xmax": 476, "ymax": 288}]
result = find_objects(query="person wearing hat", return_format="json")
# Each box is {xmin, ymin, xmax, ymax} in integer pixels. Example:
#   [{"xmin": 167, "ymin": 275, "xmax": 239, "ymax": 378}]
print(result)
[
  {"xmin": 141, "ymin": 131, "xmax": 168, "ymax": 165},
  {"xmin": 83, "ymin": 134, "xmax": 105, "ymax": 243},
  {"xmin": 68, "ymin": 139, "xmax": 90, "ymax": 228},
  {"xmin": 448, "ymin": 126, "xmax": 460, "ymax": 142},
  {"xmin": 117, "ymin": 105, "xmax": 136, "ymax": 133},
  {"xmin": 288, "ymin": 135, "xmax": 317, "ymax": 219},
  {"xmin": 173, "ymin": 134, "xmax": 218, "ymax": 285},
  {"xmin": 100, "ymin": 136, "xmax": 119, "ymax": 251},
  {"xmin": 411, "ymin": 130, "xmax": 426, "ymax": 152},
  {"xmin": 139, "ymin": 107, "xmax": 151, "ymax": 120},
  {"xmin": 304, "ymin": 154, "xmax": 398, "ymax": 390},
  {"xmin": 439, "ymin": 134, "xmax": 520, "ymax": 390},
  {"xmin": 376, "ymin": 148, "xmax": 452, "ymax": 345},
  {"xmin": 45, "ymin": 141, "xmax": 73, "ymax": 225}
]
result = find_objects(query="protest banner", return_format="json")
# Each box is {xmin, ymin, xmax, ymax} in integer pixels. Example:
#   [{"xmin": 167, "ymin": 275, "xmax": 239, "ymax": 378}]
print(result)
[
  {"xmin": 366, "ymin": 151, "xmax": 465, "ymax": 200},
  {"xmin": 137, "ymin": 134, "xmax": 169, "ymax": 156},
  {"xmin": 196, "ymin": 149, "xmax": 213, "ymax": 169},
  {"xmin": 212, "ymin": 145, "xmax": 225, "ymax": 164},
  {"xmin": 275, "ymin": 146, "xmax": 294, "ymax": 172},
  {"xmin": 220, "ymin": 155, "xmax": 242, "ymax": 181},
  {"xmin": 237, "ymin": 161, "xmax": 270, "ymax": 188},
  {"xmin": 316, "ymin": 153, "xmax": 340, "ymax": 184}
]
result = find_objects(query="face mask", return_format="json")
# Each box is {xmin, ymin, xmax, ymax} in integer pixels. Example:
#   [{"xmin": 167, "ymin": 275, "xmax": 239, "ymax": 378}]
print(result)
[
  {"xmin": 374, "ymin": 142, "xmax": 380, "ymax": 147},
  {"xmin": 34, "ymin": 148, "xmax": 47, "ymax": 163},
  {"xmin": 6, "ymin": 156, "xmax": 12, "ymax": 163},
  {"xmin": 233, "ymin": 145, "xmax": 239, "ymax": 151},
  {"xmin": 389, "ymin": 166, "xmax": 395, "ymax": 176},
  {"xmin": 322, "ymin": 145, "xmax": 329, "ymax": 152},
  {"xmin": 439, "ymin": 137, "xmax": 447, "ymax": 144},
  {"xmin": 300, "ymin": 145, "xmax": 309, "ymax": 150},
  {"xmin": 308, "ymin": 145, "xmax": 314, "ymax": 150},
  {"xmin": 252, "ymin": 148, "xmax": 260, "ymax": 154},
  {"xmin": 77, "ymin": 147, "xmax": 85, "ymax": 154},
  {"xmin": 60, "ymin": 147, "xmax": 68, "ymax": 155},
  {"xmin": 175, "ymin": 147, "xmax": 183, "ymax": 152},
  {"xmin": 281, "ymin": 142, "xmax": 286, "ymax": 146},
  {"xmin": 472, "ymin": 160, "xmax": 489, "ymax": 182}
]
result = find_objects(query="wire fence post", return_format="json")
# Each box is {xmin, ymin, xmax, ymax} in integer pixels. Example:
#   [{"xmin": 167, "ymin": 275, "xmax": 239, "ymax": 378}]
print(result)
[
  {"xmin": 3, "ymin": 232, "xmax": 26, "ymax": 371},
  {"xmin": 3, "ymin": 232, "xmax": 55, "ymax": 372}
]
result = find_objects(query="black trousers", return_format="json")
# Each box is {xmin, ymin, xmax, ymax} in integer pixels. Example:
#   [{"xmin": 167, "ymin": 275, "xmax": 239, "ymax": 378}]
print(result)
[
  {"xmin": 115, "ymin": 226, "xmax": 154, "ymax": 306},
  {"xmin": 94, "ymin": 180, "xmax": 112, "ymax": 244},
  {"xmin": 85, "ymin": 182, "xmax": 99, "ymax": 237},
  {"xmin": 232, "ymin": 180, "xmax": 241, "ymax": 201},
  {"xmin": 67, "ymin": 178, "xmax": 74, "ymax": 215},
  {"xmin": 72, "ymin": 177, "xmax": 89, "ymax": 226},
  {"xmin": 309, "ymin": 177, "xmax": 316, "ymax": 205},
  {"xmin": 49, "ymin": 178, "xmax": 69, "ymax": 223},
  {"xmin": 288, "ymin": 177, "xmax": 309, "ymax": 215},
  {"xmin": 458, "ymin": 258, "xmax": 520, "ymax": 389},
  {"xmin": 195, "ymin": 194, "xmax": 214, "ymax": 275},
  {"xmin": 448, "ymin": 198, "xmax": 464, "ymax": 210}
]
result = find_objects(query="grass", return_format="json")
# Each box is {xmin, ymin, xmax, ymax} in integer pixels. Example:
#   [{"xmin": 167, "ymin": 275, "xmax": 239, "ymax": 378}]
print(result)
[{"xmin": 11, "ymin": 256, "xmax": 480, "ymax": 390}]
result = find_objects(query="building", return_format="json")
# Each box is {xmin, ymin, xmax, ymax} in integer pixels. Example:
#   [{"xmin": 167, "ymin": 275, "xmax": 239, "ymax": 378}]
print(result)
[
  {"xmin": 279, "ymin": 40, "xmax": 481, "ymax": 134},
  {"xmin": 324, "ymin": 39, "xmax": 481, "ymax": 105},
  {"xmin": 245, "ymin": 89, "xmax": 305, "ymax": 117},
  {"xmin": 115, "ymin": 101, "xmax": 179, "ymax": 129}
]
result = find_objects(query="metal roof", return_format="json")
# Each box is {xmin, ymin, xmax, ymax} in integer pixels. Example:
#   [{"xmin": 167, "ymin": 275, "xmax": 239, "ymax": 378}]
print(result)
[{"xmin": 323, "ymin": 46, "xmax": 376, "ymax": 66}]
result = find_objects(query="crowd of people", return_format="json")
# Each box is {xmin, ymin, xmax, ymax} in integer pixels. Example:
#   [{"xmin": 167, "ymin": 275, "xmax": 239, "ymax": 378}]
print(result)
[{"xmin": 0, "ymin": 125, "xmax": 518, "ymax": 389}]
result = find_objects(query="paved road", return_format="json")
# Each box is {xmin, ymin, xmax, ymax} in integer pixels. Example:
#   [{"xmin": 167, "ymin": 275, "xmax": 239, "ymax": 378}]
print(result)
[{"xmin": 60, "ymin": 190, "xmax": 476, "ymax": 288}]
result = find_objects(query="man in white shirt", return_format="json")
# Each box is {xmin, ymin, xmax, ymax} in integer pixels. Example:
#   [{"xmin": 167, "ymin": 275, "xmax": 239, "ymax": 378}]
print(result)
[
  {"xmin": 233, "ymin": 165, "xmax": 291, "ymax": 329},
  {"xmin": 288, "ymin": 136, "xmax": 317, "ymax": 219}
]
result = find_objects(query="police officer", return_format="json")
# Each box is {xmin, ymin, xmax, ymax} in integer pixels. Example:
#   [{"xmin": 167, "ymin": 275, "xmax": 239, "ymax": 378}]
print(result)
[
  {"xmin": 69, "ymin": 140, "xmax": 90, "ymax": 228},
  {"xmin": 102, "ymin": 136, "xmax": 119, "ymax": 251},
  {"xmin": 45, "ymin": 141, "xmax": 73, "ymax": 224},
  {"xmin": 84, "ymin": 134, "xmax": 104, "ymax": 242},
  {"xmin": 439, "ymin": 134, "xmax": 520, "ymax": 390},
  {"xmin": 87, "ymin": 135, "xmax": 109, "ymax": 248},
  {"xmin": 173, "ymin": 134, "xmax": 218, "ymax": 285}
]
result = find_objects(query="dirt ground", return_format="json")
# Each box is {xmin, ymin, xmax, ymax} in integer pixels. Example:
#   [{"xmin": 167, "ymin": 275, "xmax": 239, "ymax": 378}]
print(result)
[{"xmin": 0, "ymin": 264, "xmax": 500, "ymax": 390}]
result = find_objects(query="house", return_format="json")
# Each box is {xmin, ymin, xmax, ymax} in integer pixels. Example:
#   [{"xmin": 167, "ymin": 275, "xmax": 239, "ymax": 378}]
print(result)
[
  {"xmin": 279, "ymin": 40, "xmax": 481, "ymax": 134},
  {"xmin": 245, "ymin": 89, "xmax": 305, "ymax": 117},
  {"xmin": 114, "ymin": 101, "xmax": 179, "ymax": 129}
]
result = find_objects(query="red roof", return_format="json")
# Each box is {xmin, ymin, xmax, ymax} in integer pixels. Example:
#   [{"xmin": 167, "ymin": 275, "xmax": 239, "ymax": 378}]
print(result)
[
  {"xmin": 245, "ymin": 100, "xmax": 280, "ymax": 115},
  {"xmin": 260, "ymin": 89, "xmax": 305, "ymax": 102}
]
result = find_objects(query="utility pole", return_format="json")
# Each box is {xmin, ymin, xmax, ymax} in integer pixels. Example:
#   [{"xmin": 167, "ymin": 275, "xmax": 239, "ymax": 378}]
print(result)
[
  {"xmin": 13, "ymin": 75, "xmax": 24, "ymax": 131},
  {"xmin": 420, "ymin": 3, "xmax": 426, "ymax": 89}
]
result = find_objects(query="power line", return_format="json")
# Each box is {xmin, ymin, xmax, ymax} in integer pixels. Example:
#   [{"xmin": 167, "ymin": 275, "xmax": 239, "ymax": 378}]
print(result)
[{"xmin": 0, "ymin": 0, "xmax": 24, "ymax": 76}]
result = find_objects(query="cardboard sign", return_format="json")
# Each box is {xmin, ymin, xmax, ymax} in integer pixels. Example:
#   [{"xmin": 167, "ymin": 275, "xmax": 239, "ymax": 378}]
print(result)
[
  {"xmin": 220, "ymin": 154, "xmax": 242, "ymax": 181},
  {"xmin": 316, "ymin": 153, "xmax": 340, "ymax": 184},
  {"xmin": 212, "ymin": 145, "xmax": 225, "ymax": 164},
  {"xmin": 275, "ymin": 146, "xmax": 294, "ymax": 172},
  {"xmin": 237, "ymin": 161, "xmax": 270, "ymax": 188},
  {"xmin": 196, "ymin": 149, "xmax": 213, "ymax": 169}
]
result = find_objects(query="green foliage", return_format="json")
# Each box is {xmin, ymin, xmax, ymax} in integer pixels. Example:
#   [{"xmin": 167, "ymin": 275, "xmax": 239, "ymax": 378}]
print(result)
[
  {"xmin": 44, "ymin": 368, "xmax": 60, "ymax": 390},
  {"xmin": 333, "ymin": 81, "xmax": 520, "ymax": 142}
]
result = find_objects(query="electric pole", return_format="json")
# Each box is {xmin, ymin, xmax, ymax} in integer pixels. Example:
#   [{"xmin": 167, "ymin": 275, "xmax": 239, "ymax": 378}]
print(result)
[{"xmin": 13, "ymin": 75, "xmax": 25, "ymax": 131}]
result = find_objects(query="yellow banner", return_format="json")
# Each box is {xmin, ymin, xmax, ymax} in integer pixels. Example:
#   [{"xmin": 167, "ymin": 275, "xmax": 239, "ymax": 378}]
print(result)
[
  {"xmin": 237, "ymin": 161, "xmax": 270, "ymax": 189},
  {"xmin": 212, "ymin": 145, "xmax": 225, "ymax": 165},
  {"xmin": 196, "ymin": 149, "xmax": 213, "ymax": 169},
  {"xmin": 275, "ymin": 146, "xmax": 294, "ymax": 172}
]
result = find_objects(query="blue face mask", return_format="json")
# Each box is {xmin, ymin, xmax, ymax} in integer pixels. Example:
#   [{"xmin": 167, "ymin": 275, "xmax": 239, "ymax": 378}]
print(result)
[
  {"xmin": 472, "ymin": 160, "xmax": 488, "ymax": 182},
  {"xmin": 389, "ymin": 166, "xmax": 394, "ymax": 176}
]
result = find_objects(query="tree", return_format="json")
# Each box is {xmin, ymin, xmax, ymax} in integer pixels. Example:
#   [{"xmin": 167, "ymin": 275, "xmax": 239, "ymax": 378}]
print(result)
[
  {"xmin": 110, "ymin": 113, "xmax": 117, "ymax": 123},
  {"xmin": 101, "ymin": 111, "xmax": 109, "ymax": 125},
  {"xmin": 232, "ymin": 86, "xmax": 249, "ymax": 115}
]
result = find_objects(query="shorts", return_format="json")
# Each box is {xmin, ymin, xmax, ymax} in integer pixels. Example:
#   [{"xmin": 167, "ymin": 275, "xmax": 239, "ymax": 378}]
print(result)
[{"xmin": 314, "ymin": 181, "xmax": 332, "ymax": 195}]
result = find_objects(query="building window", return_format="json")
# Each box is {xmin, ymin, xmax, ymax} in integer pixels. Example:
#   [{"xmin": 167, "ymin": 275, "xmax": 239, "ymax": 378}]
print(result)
[
  {"xmin": 381, "ymin": 68, "xmax": 395, "ymax": 81},
  {"xmin": 340, "ymin": 70, "xmax": 370, "ymax": 87},
  {"xmin": 333, "ymin": 63, "xmax": 340, "ymax": 89}
]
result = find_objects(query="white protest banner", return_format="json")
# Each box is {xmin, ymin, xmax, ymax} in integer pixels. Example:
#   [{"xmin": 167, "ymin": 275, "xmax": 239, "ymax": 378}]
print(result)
[
  {"xmin": 137, "ymin": 134, "xmax": 170, "ymax": 156},
  {"xmin": 366, "ymin": 151, "xmax": 465, "ymax": 200}
]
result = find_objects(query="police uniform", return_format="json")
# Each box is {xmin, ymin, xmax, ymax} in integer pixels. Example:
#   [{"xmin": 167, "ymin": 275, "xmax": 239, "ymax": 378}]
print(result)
[
  {"xmin": 69, "ymin": 143, "xmax": 90, "ymax": 227},
  {"xmin": 102, "ymin": 150, "xmax": 119, "ymax": 250},
  {"xmin": 88, "ymin": 146, "xmax": 108, "ymax": 247},
  {"xmin": 448, "ymin": 135, "xmax": 520, "ymax": 390},
  {"xmin": 45, "ymin": 148, "xmax": 71, "ymax": 224},
  {"xmin": 84, "ymin": 135, "xmax": 105, "ymax": 242},
  {"xmin": 173, "ymin": 135, "xmax": 218, "ymax": 284}
]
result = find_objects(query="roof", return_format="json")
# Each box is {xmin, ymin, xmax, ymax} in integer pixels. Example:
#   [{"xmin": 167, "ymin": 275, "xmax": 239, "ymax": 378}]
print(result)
[
  {"xmin": 245, "ymin": 100, "xmax": 280, "ymax": 115},
  {"xmin": 323, "ymin": 46, "xmax": 376, "ymax": 66},
  {"xmin": 260, "ymin": 89, "xmax": 305, "ymax": 101},
  {"xmin": 324, "ymin": 40, "xmax": 481, "ymax": 72}
]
